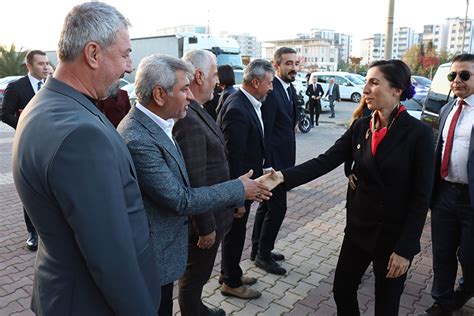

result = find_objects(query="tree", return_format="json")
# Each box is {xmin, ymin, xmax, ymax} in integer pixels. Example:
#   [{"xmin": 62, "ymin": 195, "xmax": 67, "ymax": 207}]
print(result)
[
  {"xmin": 0, "ymin": 44, "xmax": 27, "ymax": 77},
  {"xmin": 420, "ymin": 41, "xmax": 440, "ymax": 79},
  {"xmin": 402, "ymin": 44, "xmax": 422, "ymax": 75}
]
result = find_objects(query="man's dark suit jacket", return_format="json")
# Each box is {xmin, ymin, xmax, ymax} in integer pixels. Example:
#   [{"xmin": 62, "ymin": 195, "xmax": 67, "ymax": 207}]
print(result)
[
  {"xmin": 325, "ymin": 83, "xmax": 341, "ymax": 101},
  {"xmin": 306, "ymin": 83, "xmax": 324, "ymax": 108},
  {"xmin": 2, "ymin": 75, "xmax": 35, "ymax": 129},
  {"xmin": 432, "ymin": 99, "xmax": 474, "ymax": 207},
  {"xmin": 12, "ymin": 78, "xmax": 160, "ymax": 315},
  {"xmin": 173, "ymin": 101, "xmax": 234, "ymax": 238},
  {"xmin": 217, "ymin": 89, "xmax": 266, "ymax": 180},
  {"xmin": 262, "ymin": 77, "xmax": 297, "ymax": 170},
  {"xmin": 282, "ymin": 111, "xmax": 435, "ymax": 260}
]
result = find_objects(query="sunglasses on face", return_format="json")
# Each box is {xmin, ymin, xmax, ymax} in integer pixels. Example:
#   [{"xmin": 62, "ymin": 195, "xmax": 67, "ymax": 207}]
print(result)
[{"xmin": 447, "ymin": 70, "xmax": 473, "ymax": 82}]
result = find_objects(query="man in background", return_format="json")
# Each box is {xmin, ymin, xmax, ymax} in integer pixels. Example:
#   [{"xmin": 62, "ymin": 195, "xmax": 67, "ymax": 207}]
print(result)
[
  {"xmin": 2, "ymin": 49, "xmax": 49, "ymax": 251},
  {"xmin": 218, "ymin": 59, "xmax": 275, "ymax": 299},
  {"xmin": 251, "ymin": 47, "xmax": 300, "ymax": 276}
]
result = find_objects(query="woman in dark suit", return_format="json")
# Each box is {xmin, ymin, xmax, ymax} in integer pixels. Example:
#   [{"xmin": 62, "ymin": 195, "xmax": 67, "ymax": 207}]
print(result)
[{"xmin": 262, "ymin": 60, "xmax": 435, "ymax": 315}]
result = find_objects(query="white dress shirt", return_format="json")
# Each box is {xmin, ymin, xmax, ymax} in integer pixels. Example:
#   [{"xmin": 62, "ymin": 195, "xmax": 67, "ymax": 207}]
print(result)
[
  {"xmin": 135, "ymin": 103, "xmax": 176, "ymax": 146},
  {"xmin": 28, "ymin": 74, "xmax": 44, "ymax": 94},
  {"xmin": 276, "ymin": 75, "xmax": 291, "ymax": 102},
  {"xmin": 441, "ymin": 95, "xmax": 474, "ymax": 184},
  {"xmin": 240, "ymin": 87, "xmax": 264, "ymax": 134}
]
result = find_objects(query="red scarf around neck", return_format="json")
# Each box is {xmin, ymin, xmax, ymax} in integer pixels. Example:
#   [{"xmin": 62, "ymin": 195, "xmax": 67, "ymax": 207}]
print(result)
[{"xmin": 369, "ymin": 105, "xmax": 406, "ymax": 156}]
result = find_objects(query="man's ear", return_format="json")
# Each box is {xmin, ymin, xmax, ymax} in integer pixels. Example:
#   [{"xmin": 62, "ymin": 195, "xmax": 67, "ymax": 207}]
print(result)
[
  {"xmin": 83, "ymin": 42, "xmax": 100, "ymax": 70},
  {"xmin": 152, "ymin": 86, "xmax": 166, "ymax": 106},
  {"xmin": 195, "ymin": 69, "xmax": 204, "ymax": 86}
]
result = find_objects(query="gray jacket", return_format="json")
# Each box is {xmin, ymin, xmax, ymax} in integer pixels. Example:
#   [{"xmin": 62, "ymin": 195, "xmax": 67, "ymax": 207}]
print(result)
[
  {"xmin": 12, "ymin": 78, "xmax": 160, "ymax": 316},
  {"xmin": 118, "ymin": 106, "xmax": 244, "ymax": 285}
]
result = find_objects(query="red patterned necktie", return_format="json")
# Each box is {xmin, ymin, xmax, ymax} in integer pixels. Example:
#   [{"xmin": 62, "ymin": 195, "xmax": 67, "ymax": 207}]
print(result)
[{"xmin": 440, "ymin": 100, "xmax": 464, "ymax": 178}]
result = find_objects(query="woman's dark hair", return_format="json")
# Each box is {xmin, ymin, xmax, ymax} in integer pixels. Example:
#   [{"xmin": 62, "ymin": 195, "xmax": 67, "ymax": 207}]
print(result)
[
  {"xmin": 369, "ymin": 59, "xmax": 414, "ymax": 101},
  {"xmin": 218, "ymin": 64, "xmax": 235, "ymax": 87}
]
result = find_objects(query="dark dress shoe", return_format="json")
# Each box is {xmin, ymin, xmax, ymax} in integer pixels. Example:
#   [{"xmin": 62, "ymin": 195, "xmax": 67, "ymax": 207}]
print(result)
[
  {"xmin": 26, "ymin": 232, "xmax": 38, "ymax": 251},
  {"xmin": 417, "ymin": 303, "xmax": 452, "ymax": 316},
  {"xmin": 255, "ymin": 256, "xmax": 286, "ymax": 275},
  {"xmin": 250, "ymin": 251, "xmax": 285, "ymax": 261},
  {"xmin": 453, "ymin": 286, "xmax": 474, "ymax": 310},
  {"xmin": 205, "ymin": 307, "xmax": 226, "ymax": 316}
]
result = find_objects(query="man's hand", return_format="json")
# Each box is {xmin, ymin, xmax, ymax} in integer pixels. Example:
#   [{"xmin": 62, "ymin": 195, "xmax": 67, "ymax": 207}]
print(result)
[
  {"xmin": 386, "ymin": 252, "xmax": 410, "ymax": 278},
  {"xmin": 234, "ymin": 207, "xmax": 246, "ymax": 219},
  {"xmin": 255, "ymin": 170, "xmax": 284, "ymax": 191},
  {"xmin": 238, "ymin": 170, "xmax": 272, "ymax": 202},
  {"xmin": 197, "ymin": 231, "xmax": 216, "ymax": 249}
]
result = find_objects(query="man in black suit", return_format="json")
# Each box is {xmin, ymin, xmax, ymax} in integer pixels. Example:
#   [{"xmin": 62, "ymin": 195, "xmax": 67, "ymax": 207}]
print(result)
[
  {"xmin": 251, "ymin": 47, "xmax": 300, "ymax": 276},
  {"xmin": 421, "ymin": 54, "xmax": 474, "ymax": 316},
  {"xmin": 2, "ymin": 49, "xmax": 49, "ymax": 251},
  {"xmin": 217, "ymin": 59, "xmax": 275, "ymax": 299},
  {"xmin": 325, "ymin": 77, "xmax": 341, "ymax": 118},
  {"xmin": 305, "ymin": 75, "xmax": 324, "ymax": 126}
]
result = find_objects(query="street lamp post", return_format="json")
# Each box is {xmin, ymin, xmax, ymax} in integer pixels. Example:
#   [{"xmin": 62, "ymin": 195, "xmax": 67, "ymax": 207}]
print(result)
[
  {"xmin": 461, "ymin": 0, "xmax": 470, "ymax": 53},
  {"xmin": 385, "ymin": 0, "xmax": 395, "ymax": 59}
]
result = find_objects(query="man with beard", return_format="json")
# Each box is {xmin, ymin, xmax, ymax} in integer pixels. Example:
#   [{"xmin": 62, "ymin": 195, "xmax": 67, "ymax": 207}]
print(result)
[
  {"xmin": 217, "ymin": 59, "xmax": 275, "ymax": 299},
  {"xmin": 11, "ymin": 3, "xmax": 161, "ymax": 314},
  {"xmin": 251, "ymin": 47, "xmax": 300, "ymax": 275}
]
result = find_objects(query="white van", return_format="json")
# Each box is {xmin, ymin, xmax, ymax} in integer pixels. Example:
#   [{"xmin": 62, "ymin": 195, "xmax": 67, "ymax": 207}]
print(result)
[{"xmin": 310, "ymin": 71, "xmax": 365, "ymax": 102}]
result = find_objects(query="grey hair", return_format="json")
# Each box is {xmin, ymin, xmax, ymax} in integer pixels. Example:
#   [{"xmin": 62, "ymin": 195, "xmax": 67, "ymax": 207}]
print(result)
[
  {"xmin": 243, "ymin": 59, "xmax": 275, "ymax": 83},
  {"xmin": 57, "ymin": 2, "xmax": 130, "ymax": 62},
  {"xmin": 135, "ymin": 54, "xmax": 193, "ymax": 106},
  {"xmin": 182, "ymin": 49, "xmax": 216, "ymax": 77}
]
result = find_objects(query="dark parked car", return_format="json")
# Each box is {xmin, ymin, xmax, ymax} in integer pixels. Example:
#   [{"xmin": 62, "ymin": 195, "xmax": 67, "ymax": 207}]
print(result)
[
  {"xmin": 420, "ymin": 63, "xmax": 453, "ymax": 136},
  {"xmin": 401, "ymin": 95, "xmax": 425, "ymax": 120}
]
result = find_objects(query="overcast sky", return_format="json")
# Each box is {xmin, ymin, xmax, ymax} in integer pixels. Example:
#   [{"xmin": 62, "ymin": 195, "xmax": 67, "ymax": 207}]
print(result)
[{"xmin": 1, "ymin": 0, "xmax": 472, "ymax": 55}]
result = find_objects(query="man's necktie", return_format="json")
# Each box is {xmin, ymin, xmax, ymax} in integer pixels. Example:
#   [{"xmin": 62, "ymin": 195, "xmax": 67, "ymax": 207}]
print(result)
[
  {"xmin": 287, "ymin": 86, "xmax": 293, "ymax": 104},
  {"xmin": 440, "ymin": 100, "xmax": 464, "ymax": 178},
  {"xmin": 37, "ymin": 81, "xmax": 43, "ymax": 91}
]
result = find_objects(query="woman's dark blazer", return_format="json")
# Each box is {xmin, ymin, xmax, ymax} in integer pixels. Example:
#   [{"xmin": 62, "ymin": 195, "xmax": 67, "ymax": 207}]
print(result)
[{"xmin": 282, "ymin": 111, "xmax": 435, "ymax": 260}]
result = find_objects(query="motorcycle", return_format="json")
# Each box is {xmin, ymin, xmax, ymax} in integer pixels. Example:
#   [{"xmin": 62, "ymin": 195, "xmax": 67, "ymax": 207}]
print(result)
[{"xmin": 296, "ymin": 91, "xmax": 312, "ymax": 133}]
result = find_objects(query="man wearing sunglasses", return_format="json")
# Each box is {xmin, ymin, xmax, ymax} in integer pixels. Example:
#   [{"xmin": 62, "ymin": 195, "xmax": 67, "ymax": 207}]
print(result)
[{"xmin": 421, "ymin": 54, "xmax": 474, "ymax": 316}]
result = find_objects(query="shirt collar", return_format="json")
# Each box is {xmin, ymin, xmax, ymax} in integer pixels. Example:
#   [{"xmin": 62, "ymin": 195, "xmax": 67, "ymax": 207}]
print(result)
[
  {"xmin": 276, "ymin": 75, "xmax": 291, "ymax": 90},
  {"xmin": 240, "ymin": 87, "xmax": 262, "ymax": 109},
  {"xmin": 28, "ymin": 74, "xmax": 44, "ymax": 91},
  {"xmin": 459, "ymin": 94, "xmax": 474, "ymax": 107},
  {"xmin": 135, "ymin": 102, "xmax": 175, "ymax": 136}
]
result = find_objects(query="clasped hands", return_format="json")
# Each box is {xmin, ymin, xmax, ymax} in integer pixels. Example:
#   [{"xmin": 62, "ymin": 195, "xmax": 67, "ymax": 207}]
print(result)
[{"xmin": 238, "ymin": 169, "xmax": 284, "ymax": 203}]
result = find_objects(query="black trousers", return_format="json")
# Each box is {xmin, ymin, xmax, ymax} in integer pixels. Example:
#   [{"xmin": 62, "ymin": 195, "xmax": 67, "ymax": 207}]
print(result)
[
  {"xmin": 251, "ymin": 185, "xmax": 287, "ymax": 259},
  {"xmin": 178, "ymin": 227, "xmax": 223, "ymax": 316},
  {"xmin": 333, "ymin": 236, "xmax": 407, "ymax": 316},
  {"xmin": 431, "ymin": 180, "xmax": 474, "ymax": 310},
  {"xmin": 221, "ymin": 200, "xmax": 252, "ymax": 288},
  {"xmin": 24, "ymin": 207, "xmax": 35, "ymax": 233},
  {"xmin": 308, "ymin": 102, "xmax": 321, "ymax": 125},
  {"xmin": 158, "ymin": 282, "xmax": 173, "ymax": 316}
]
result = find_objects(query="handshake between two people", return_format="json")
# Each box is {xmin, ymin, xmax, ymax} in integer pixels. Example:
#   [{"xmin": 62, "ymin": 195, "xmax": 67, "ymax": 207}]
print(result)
[{"xmin": 238, "ymin": 169, "xmax": 285, "ymax": 203}]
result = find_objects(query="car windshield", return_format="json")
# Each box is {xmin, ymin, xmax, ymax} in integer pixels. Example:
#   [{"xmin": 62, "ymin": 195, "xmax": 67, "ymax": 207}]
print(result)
[
  {"xmin": 346, "ymin": 74, "xmax": 365, "ymax": 85},
  {"xmin": 216, "ymin": 54, "xmax": 243, "ymax": 70},
  {"xmin": 413, "ymin": 76, "xmax": 432, "ymax": 86}
]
